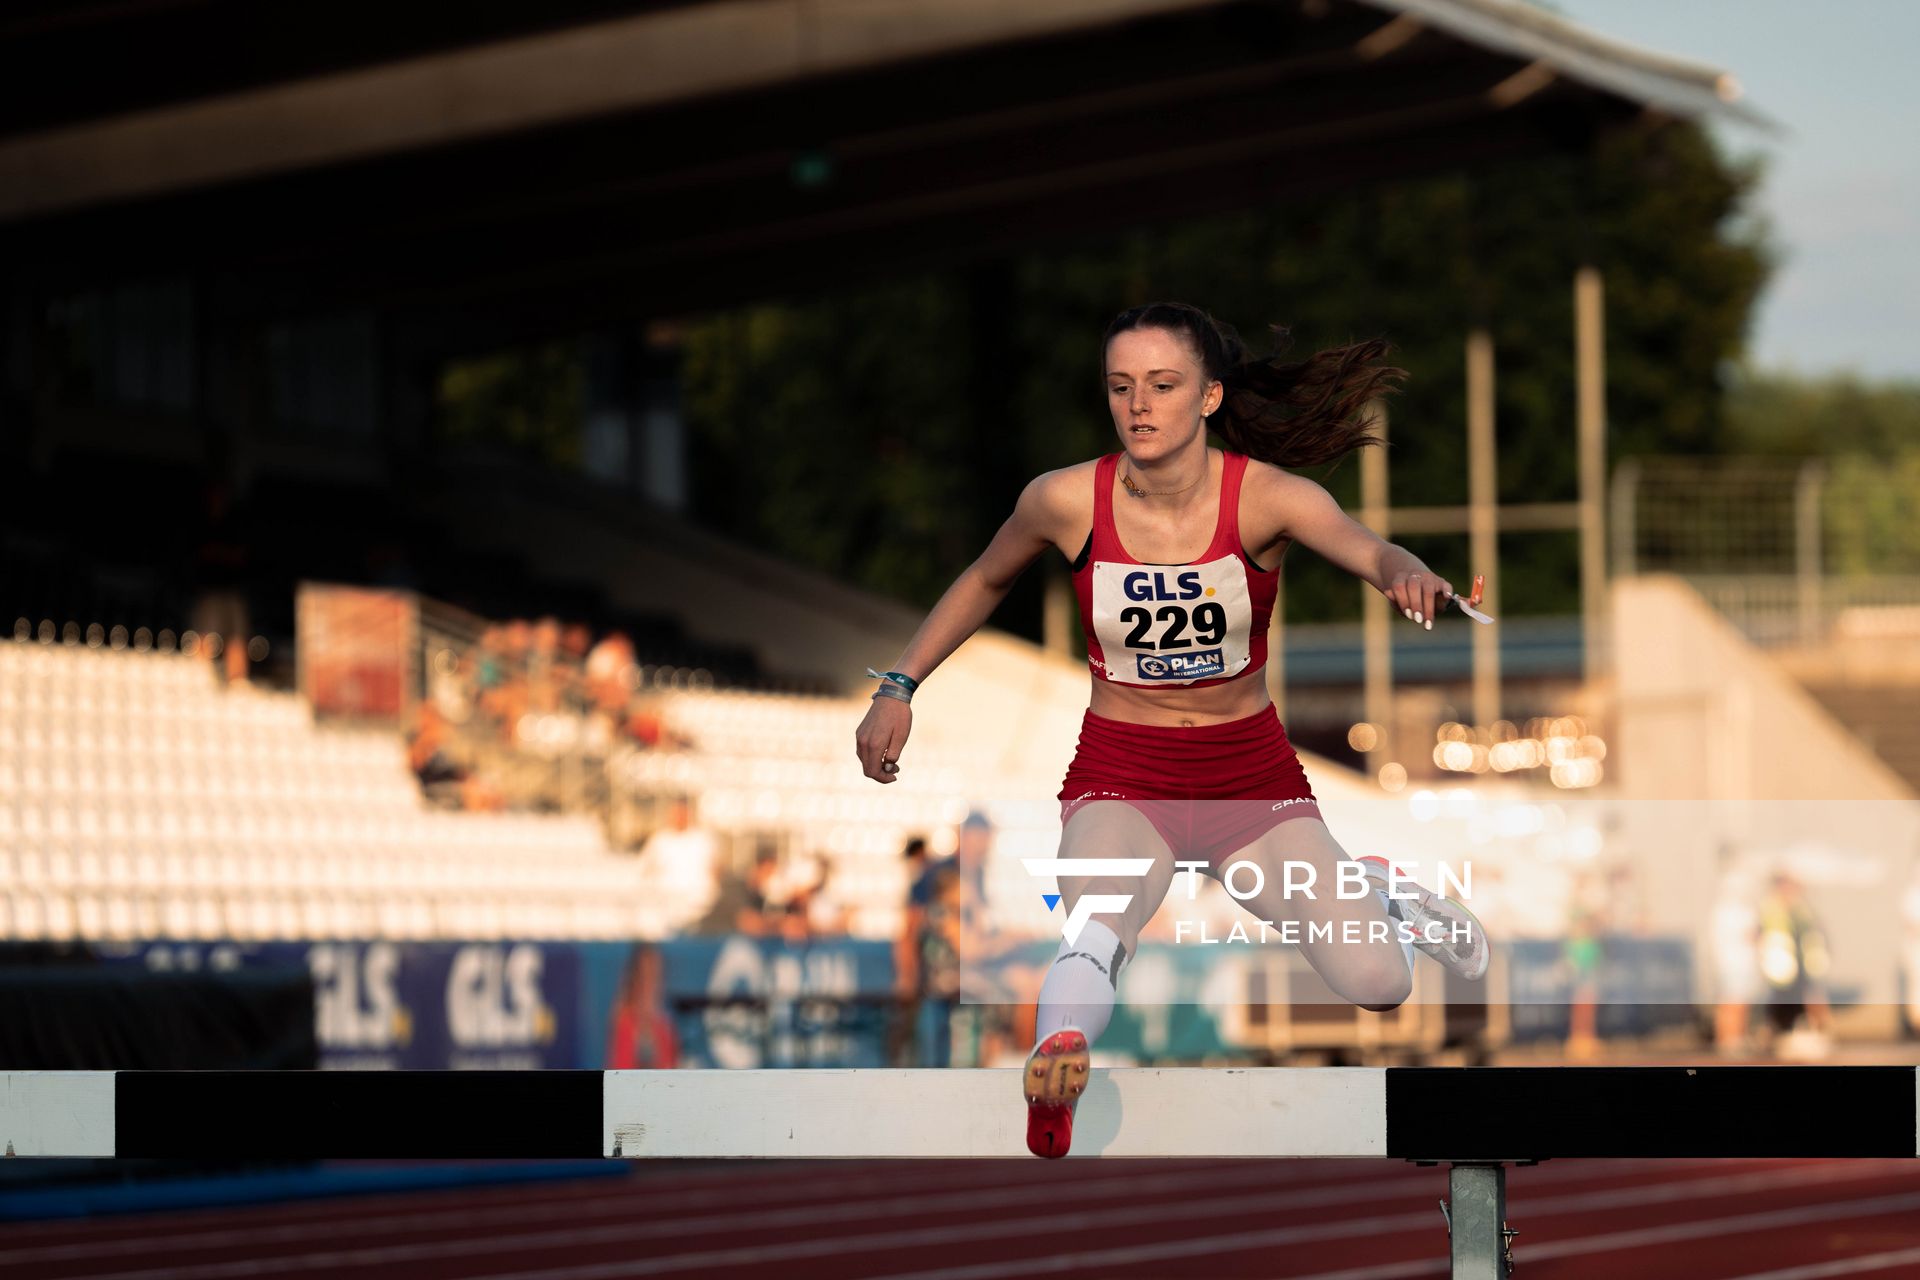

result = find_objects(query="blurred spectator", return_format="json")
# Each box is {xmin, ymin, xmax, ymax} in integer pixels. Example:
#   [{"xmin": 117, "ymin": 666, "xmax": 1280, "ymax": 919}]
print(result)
[
  {"xmin": 527, "ymin": 615, "xmax": 563, "ymax": 713},
  {"xmin": 560, "ymin": 622, "xmax": 593, "ymax": 711},
  {"xmin": 890, "ymin": 834, "xmax": 931, "ymax": 1066},
  {"xmin": 637, "ymin": 795, "xmax": 721, "ymax": 932},
  {"xmin": 474, "ymin": 625, "xmax": 520, "ymax": 740},
  {"xmin": 1758, "ymin": 869, "xmax": 1833, "ymax": 1053},
  {"xmin": 606, "ymin": 944, "xmax": 679, "ymax": 1069},
  {"xmin": 1562, "ymin": 870, "xmax": 1605, "ymax": 1061},
  {"xmin": 409, "ymin": 702, "xmax": 468, "ymax": 790},
  {"xmin": 695, "ymin": 847, "xmax": 780, "ymax": 937},
  {"xmin": 780, "ymin": 854, "xmax": 848, "ymax": 943},
  {"xmin": 585, "ymin": 631, "xmax": 636, "ymax": 717},
  {"xmin": 904, "ymin": 811, "xmax": 1001, "ymax": 1066},
  {"xmin": 1710, "ymin": 867, "xmax": 1761, "ymax": 1056},
  {"xmin": 504, "ymin": 618, "xmax": 533, "ymax": 666},
  {"xmin": 476, "ymin": 624, "xmax": 508, "ymax": 693},
  {"xmin": 408, "ymin": 701, "xmax": 506, "ymax": 811},
  {"xmin": 902, "ymin": 834, "xmax": 928, "ymax": 882},
  {"xmin": 410, "ymin": 609, "xmax": 703, "ymax": 825},
  {"xmin": 911, "ymin": 813, "xmax": 992, "ymax": 914},
  {"xmin": 625, "ymin": 690, "xmax": 696, "ymax": 750},
  {"xmin": 191, "ymin": 432, "xmax": 252, "ymax": 685},
  {"xmin": 914, "ymin": 859, "xmax": 965, "ymax": 1067}
]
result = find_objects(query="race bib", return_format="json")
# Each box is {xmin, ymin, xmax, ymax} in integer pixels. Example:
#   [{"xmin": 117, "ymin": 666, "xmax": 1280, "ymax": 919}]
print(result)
[{"xmin": 1089, "ymin": 556, "xmax": 1254, "ymax": 685}]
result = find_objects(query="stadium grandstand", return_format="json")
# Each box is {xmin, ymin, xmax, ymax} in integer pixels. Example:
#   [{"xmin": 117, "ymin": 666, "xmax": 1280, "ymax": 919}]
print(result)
[
  {"xmin": 1, "ymin": 0, "xmax": 1909, "ymax": 1110},
  {"xmin": 7, "ymin": 0, "xmax": 1912, "ymax": 1054}
]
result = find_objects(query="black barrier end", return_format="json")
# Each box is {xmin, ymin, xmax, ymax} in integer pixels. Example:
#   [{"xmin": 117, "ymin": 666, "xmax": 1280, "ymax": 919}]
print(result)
[{"xmin": 116, "ymin": 1070, "xmax": 605, "ymax": 1159}]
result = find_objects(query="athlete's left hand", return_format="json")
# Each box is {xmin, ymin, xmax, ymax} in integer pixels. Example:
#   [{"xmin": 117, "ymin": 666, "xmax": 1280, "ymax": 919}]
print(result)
[{"xmin": 1385, "ymin": 570, "xmax": 1455, "ymax": 630}]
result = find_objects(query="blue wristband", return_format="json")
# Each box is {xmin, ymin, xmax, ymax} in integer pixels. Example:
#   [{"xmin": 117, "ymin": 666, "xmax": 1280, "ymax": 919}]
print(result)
[{"xmin": 865, "ymin": 667, "xmax": 920, "ymax": 694}]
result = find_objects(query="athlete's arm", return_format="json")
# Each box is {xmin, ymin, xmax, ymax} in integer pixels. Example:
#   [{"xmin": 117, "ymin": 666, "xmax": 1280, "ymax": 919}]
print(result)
[
  {"xmin": 855, "ymin": 471, "xmax": 1067, "ymax": 784},
  {"xmin": 1262, "ymin": 467, "xmax": 1457, "ymax": 623}
]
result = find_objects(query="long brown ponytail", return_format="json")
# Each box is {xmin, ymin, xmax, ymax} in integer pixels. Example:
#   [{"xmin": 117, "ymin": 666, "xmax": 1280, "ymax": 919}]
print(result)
[{"xmin": 1103, "ymin": 302, "xmax": 1406, "ymax": 472}]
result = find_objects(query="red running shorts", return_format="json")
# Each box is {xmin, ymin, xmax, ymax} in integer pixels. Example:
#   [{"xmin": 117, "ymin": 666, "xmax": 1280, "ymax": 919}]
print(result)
[{"xmin": 1056, "ymin": 704, "xmax": 1323, "ymax": 869}]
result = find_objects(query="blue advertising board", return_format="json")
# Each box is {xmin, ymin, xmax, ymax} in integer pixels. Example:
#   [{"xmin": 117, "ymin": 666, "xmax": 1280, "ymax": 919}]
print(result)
[
  {"xmin": 93, "ymin": 932, "xmax": 1705, "ymax": 1064},
  {"xmin": 96, "ymin": 940, "xmax": 579, "ymax": 1070}
]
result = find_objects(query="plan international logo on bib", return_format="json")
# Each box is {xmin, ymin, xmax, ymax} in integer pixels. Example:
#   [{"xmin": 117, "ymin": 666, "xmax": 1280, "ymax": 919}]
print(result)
[{"xmin": 1137, "ymin": 649, "xmax": 1224, "ymax": 680}]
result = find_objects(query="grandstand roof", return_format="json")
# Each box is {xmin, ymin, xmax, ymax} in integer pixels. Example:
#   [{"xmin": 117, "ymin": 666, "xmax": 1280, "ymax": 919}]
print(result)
[
  {"xmin": 1, "ymin": 0, "xmax": 1769, "ymax": 342},
  {"xmin": 1372, "ymin": 0, "xmax": 1771, "ymax": 129}
]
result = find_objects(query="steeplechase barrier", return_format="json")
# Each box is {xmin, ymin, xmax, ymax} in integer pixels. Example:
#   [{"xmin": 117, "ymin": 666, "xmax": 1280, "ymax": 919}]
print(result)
[{"xmin": 5, "ymin": 1067, "xmax": 1917, "ymax": 1278}]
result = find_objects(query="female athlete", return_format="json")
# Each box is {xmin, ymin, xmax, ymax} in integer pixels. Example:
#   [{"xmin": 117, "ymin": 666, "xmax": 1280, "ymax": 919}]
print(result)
[{"xmin": 854, "ymin": 301, "xmax": 1490, "ymax": 1158}]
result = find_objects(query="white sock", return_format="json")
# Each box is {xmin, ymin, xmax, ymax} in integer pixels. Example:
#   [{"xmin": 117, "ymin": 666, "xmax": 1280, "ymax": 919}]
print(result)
[{"xmin": 1035, "ymin": 919, "xmax": 1127, "ymax": 1049}]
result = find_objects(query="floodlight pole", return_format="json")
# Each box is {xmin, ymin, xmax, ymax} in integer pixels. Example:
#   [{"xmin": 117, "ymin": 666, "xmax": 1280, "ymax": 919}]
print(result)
[
  {"xmin": 1576, "ymin": 266, "xmax": 1609, "ymax": 688},
  {"xmin": 1360, "ymin": 402, "xmax": 1394, "ymax": 777},
  {"xmin": 1465, "ymin": 328, "xmax": 1502, "ymax": 729},
  {"xmin": 1359, "ymin": 268, "xmax": 1610, "ymax": 774}
]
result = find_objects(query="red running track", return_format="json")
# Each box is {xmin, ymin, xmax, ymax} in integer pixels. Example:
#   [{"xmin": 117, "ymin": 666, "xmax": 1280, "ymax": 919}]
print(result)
[{"xmin": 3, "ymin": 1155, "xmax": 1920, "ymax": 1280}]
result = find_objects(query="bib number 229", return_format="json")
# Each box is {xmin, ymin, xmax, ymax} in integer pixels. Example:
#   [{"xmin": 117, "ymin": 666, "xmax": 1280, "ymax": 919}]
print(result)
[{"xmin": 1120, "ymin": 603, "xmax": 1226, "ymax": 650}]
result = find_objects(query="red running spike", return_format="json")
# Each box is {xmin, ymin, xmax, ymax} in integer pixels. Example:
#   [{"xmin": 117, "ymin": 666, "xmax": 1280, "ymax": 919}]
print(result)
[{"xmin": 1023, "ymin": 1029, "xmax": 1089, "ymax": 1159}]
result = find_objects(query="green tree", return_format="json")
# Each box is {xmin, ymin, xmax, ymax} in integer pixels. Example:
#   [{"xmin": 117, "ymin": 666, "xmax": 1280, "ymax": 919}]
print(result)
[
  {"xmin": 1721, "ymin": 369, "xmax": 1920, "ymax": 575},
  {"xmin": 680, "ymin": 118, "xmax": 1774, "ymax": 633},
  {"xmin": 1725, "ymin": 367, "xmax": 1920, "ymax": 459}
]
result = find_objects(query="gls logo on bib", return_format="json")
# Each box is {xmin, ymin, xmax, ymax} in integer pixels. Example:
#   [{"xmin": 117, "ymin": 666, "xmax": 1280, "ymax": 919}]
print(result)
[{"xmin": 1090, "ymin": 556, "xmax": 1254, "ymax": 686}]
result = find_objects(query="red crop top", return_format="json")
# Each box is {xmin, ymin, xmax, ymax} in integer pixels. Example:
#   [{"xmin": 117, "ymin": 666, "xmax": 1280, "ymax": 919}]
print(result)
[{"xmin": 1069, "ymin": 450, "xmax": 1281, "ymax": 689}]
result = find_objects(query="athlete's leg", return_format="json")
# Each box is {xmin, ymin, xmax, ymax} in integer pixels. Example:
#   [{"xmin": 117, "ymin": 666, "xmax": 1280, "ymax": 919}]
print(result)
[
  {"xmin": 1024, "ymin": 799, "xmax": 1176, "ymax": 1158},
  {"xmin": 1214, "ymin": 815, "xmax": 1413, "ymax": 1012},
  {"xmin": 1036, "ymin": 799, "xmax": 1178, "ymax": 1045}
]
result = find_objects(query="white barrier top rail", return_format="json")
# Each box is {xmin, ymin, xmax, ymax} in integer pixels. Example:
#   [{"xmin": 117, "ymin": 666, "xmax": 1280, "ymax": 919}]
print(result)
[{"xmin": 3, "ymin": 1067, "xmax": 1916, "ymax": 1161}]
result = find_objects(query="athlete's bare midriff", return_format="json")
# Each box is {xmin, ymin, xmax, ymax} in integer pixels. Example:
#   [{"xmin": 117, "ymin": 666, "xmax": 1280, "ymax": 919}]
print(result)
[
  {"xmin": 1086, "ymin": 672, "xmax": 1272, "ymax": 727},
  {"xmin": 1051, "ymin": 449, "xmax": 1286, "ymax": 729}
]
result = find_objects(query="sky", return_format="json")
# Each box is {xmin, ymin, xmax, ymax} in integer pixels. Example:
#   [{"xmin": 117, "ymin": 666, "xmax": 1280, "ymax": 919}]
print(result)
[{"xmin": 1549, "ymin": 1, "xmax": 1919, "ymax": 382}]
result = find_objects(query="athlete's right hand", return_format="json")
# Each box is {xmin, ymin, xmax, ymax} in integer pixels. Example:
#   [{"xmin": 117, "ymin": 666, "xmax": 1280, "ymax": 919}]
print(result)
[{"xmin": 856, "ymin": 698, "xmax": 912, "ymax": 784}]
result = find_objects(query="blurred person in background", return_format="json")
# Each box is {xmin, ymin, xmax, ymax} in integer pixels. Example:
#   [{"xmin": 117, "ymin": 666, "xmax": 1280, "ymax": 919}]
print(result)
[
  {"xmin": 410, "ymin": 688, "xmax": 506, "ymax": 811},
  {"xmin": 1757, "ymin": 868, "xmax": 1833, "ymax": 1056},
  {"xmin": 909, "ymin": 813, "xmax": 992, "ymax": 907},
  {"xmin": 800, "ymin": 856, "xmax": 850, "ymax": 937},
  {"xmin": 606, "ymin": 944, "xmax": 679, "ymax": 1069},
  {"xmin": 1562, "ymin": 874, "xmax": 1604, "ymax": 1062},
  {"xmin": 901, "ymin": 812, "xmax": 1009, "ymax": 1067},
  {"xmin": 585, "ymin": 631, "xmax": 637, "ymax": 716},
  {"xmin": 527, "ymin": 615, "xmax": 564, "ymax": 714},
  {"xmin": 637, "ymin": 795, "xmax": 721, "ymax": 932},
  {"xmin": 855, "ymin": 303, "xmax": 1489, "ymax": 1156},
  {"xmin": 695, "ymin": 845, "xmax": 780, "ymax": 937},
  {"xmin": 774, "ymin": 852, "xmax": 844, "ymax": 943},
  {"xmin": 476, "ymin": 624, "xmax": 508, "ymax": 691},
  {"xmin": 474, "ymin": 624, "xmax": 517, "ymax": 741},
  {"xmin": 626, "ymin": 689, "xmax": 672, "ymax": 749},
  {"xmin": 191, "ymin": 431, "xmax": 252, "ymax": 685},
  {"xmin": 560, "ymin": 622, "xmax": 594, "ymax": 712},
  {"xmin": 1710, "ymin": 865, "xmax": 1761, "ymax": 1056},
  {"xmin": 901, "ymin": 834, "xmax": 929, "ymax": 883},
  {"xmin": 890, "ymin": 834, "xmax": 931, "ymax": 1066},
  {"xmin": 408, "ymin": 701, "xmax": 470, "ymax": 801},
  {"xmin": 913, "ymin": 859, "xmax": 965, "ymax": 1067}
]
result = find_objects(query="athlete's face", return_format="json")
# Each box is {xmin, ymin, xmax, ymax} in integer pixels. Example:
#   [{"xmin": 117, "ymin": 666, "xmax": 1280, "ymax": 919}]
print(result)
[{"xmin": 1104, "ymin": 327, "xmax": 1220, "ymax": 459}]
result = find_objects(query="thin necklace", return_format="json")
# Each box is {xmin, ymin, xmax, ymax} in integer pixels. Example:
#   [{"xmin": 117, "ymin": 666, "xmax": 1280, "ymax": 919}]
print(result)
[{"xmin": 1121, "ymin": 459, "xmax": 1207, "ymax": 499}]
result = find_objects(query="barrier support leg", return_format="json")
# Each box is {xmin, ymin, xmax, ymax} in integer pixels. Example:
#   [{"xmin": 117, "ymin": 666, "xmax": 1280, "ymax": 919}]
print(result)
[{"xmin": 1442, "ymin": 1162, "xmax": 1514, "ymax": 1278}]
